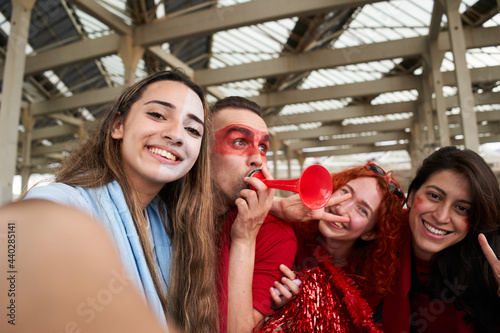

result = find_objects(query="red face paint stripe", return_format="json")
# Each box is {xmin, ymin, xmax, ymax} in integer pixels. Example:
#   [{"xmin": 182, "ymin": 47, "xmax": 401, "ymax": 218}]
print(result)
[{"xmin": 213, "ymin": 124, "xmax": 269, "ymax": 163}]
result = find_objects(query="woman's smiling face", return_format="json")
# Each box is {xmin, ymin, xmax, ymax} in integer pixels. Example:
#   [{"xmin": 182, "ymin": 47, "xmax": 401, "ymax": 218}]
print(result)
[
  {"xmin": 111, "ymin": 80, "xmax": 204, "ymax": 193},
  {"xmin": 408, "ymin": 169, "xmax": 472, "ymax": 260},
  {"xmin": 318, "ymin": 177, "xmax": 382, "ymax": 243}
]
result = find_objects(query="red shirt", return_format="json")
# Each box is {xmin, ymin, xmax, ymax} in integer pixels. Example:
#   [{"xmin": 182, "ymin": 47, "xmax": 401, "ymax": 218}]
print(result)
[
  {"xmin": 218, "ymin": 210, "xmax": 298, "ymax": 333},
  {"xmin": 410, "ymin": 256, "xmax": 459, "ymax": 333}
]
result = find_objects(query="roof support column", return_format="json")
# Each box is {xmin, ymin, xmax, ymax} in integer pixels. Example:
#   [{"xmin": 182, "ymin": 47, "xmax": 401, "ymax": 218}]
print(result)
[
  {"xmin": 418, "ymin": 70, "xmax": 436, "ymax": 147},
  {"xmin": 297, "ymin": 152, "xmax": 305, "ymax": 174},
  {"xmin": 445, "ymin": 0, "xmax": 479, "ymax": 151},
  {"xmin": 271, "ymin": 134, "xmax": 280, "ymax": 179},
  {"xmin": 286, "ymin": 145, "xmax": 292, "ymax": 180},
  {"xmin": 20, "ymin": 106, "xmax": 34, "ymax": 194},
  {"xmin": 0, "ymin": 0, "xmax": 35, "ymax": 204},
  {"xmin": 119, "ymin": 35, "xmax": 145, "ymax": 86},
  {"xmin": 409, "ymin": 112, "xmax": 434, "ymax": 174},
  {"xmin": 428, "ymin": 44, "xmax": 451, "ymax": 147},
  {"xmin": 427, "ymin": 0, "xmax": 450, "ymax": 147}
]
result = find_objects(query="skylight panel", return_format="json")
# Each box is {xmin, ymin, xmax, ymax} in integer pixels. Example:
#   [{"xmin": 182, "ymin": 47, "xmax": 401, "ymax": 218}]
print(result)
[
  {"xmin": 218, "ymin": 0, "xmax": 251, "ymax": 6},
  {"xmin": 404, "ymin": 0, "xmax": 433, "ymax": 24},
  {"xmin": 299, "ymin": 122, "xmax": 322, "ymax": 130},
  {"xmin": 301, "ymin": 70, "xmax": 333, "ymax": 89},
  {"xmin": 385, "ymin": 3, "xmax": 427, "ymax": 27},
  {"xmin": 466, "ymin": 52, "xmax": 493, "ymax": 68},
  {"xmin": 211, "ymin": 23, "xmax": 285, "ymax": 69},
  {"xmin": 371, "ymin": 90, "xmax": 419, "ymax": 105},
  {"xmin": 362, "ymin": 4, "xmax": 400, "ymax": 28},
  {"xmin": 239, "ymin": 26, "xmax": 281, "ymax": 53},
  {"xmin": 346, "ymin": 0, "xmax": 433, "ymax": 46},
  {"xmin": 442, "ymin": 52, "xmax": 456, "ymax": 71},
  {"xmin": 349, "ymin": 28, "xmax": 385, "ymax": 44},
  {"xmin": 217, "ymin": 86, "xmax": 257, "ymax": 97},
  {"xmin": 334, "ymin": 31, "xmax": 364, "ymax": 48},
  {"xmin": 361, "ymin": 28, "xmax": 393, "ymax": 43},
  {"xmin": 272, "ymin": 125, "xmax": 300, "ymax": 133},
  {"xmin": 247, "ymin": 26, "xmax": 283, "ymax": 53},
  {"xmin": 209, "ymin": 53, "xmax": 232, "ymax": 69},
  {"xmin": 353, "ymin": 9, "xmax": 383, "ymax": 28},
  {"xmin": 218, "ymin": 79, "xmax": 264, "ymax": 97},
  {"xmin": 308, "ymin": 99, "xmax": 347, "ymax": 111},
  {"xmin": 333, "ymin": 69, "xmax": 358, "ymax": 85},
  {"xmin": 280, "ymin": 103, "xmax": 315, "ymax": 116},
  {"xmin": 343, "ymin": 115, "xmax": 388, "ymax": 125},
  {"xmin": 374, "ymin": 27, "xmax": 407, "ymax": 41},
  {"xmin": 483, "ymin": 14, "xmax": 500, "ymax": 27},
  {"xmin": 443, "ymin": 86, "xmax": 458, "ymax": 97},
  {"xmin": 257, "ymin": 20, "xmax": 296, "ymax": 45},
  {"xmin": 476, "ymin": 104, "xmax": 500, "ymax": 112},
  {"xmin": 302, "ymin": 61, "xmax": 398, "ymax": 90},
  {"xmin": 73, "ymin": 8, "xmax": 114, "ymax": 38},
  {"xmin": 460, "ymin": 0, "xmax": 477, "ymax": 7},
  {"xmin": 394, "ymin": 27, "xmax": 420, "ymax": 38},
  {"xmin": 100, "ymin": 55, "xmax": 123, "ymax": 75},
  {"xmin": 467, "ymin": 47, "xmax": 500, "ymax": 67}
]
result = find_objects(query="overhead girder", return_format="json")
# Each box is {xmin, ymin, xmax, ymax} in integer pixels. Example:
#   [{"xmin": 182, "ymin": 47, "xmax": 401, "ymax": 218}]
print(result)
[
  {"xmin": 3, "ymin": 9, "xmax": 497, "ymax": 84},
  {"xmin": 3, "ymin": 0, "xmax": 499, "ymax": 177}
]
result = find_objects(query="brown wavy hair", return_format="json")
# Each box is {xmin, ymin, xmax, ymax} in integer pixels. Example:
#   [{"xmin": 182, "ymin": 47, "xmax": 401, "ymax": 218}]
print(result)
[
  {"xmin": 298, "ymin": 165, "xmax": 404, "ymax": 297},
  {"xmin": 55, "ymin": 69, "xmax": 219, "ymax": 332}
]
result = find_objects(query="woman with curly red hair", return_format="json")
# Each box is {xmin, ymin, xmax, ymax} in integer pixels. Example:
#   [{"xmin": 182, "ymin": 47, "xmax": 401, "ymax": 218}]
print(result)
[{"xmin": 258, "ymin": 162, "xmax": 405, "ymax": 332}]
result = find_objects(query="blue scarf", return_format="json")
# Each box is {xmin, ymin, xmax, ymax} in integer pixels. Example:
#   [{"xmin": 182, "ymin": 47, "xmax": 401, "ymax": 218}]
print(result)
[{"xmin": 75, "ymin": 181, "xmax": 171, "ymax": 325}]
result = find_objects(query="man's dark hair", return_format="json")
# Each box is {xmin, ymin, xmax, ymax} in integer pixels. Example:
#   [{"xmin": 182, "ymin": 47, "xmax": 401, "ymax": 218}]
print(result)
[{"xmin": 209, "ymin": 96, "xmax": 262, "ymax": 117}]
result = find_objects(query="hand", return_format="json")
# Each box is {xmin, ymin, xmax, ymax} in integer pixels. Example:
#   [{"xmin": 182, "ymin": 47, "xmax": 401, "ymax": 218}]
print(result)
[
  {"xmin": 273, "ymin": 193, "xmax": 351, "ymax": 223},
  {"xmin": 231, "ymin": 165, "xmax": 275, "ymax": 243},
  {"xmin": 270, "ymin": 264, "xmax": 301, "ymax": 309},
  {"xmin": 478, "ymin": 233, "xmax": 500, "ymax": 297}
]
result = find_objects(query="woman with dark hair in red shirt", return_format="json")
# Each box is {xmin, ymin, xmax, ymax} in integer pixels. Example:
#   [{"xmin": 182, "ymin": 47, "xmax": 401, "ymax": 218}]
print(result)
[{"xmin": 382, "ymin": 146, "xmax": 500, "ymax": 333}]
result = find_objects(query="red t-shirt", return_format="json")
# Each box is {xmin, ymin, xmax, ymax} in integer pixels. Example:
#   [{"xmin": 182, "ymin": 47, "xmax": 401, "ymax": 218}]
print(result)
[
  {"xmin": 218, "ymin": 210, "xmax": 298, "ymax": 333},
  {"xmin": 410, "ymin": 256, "xmax": 459, "ymax": 333}
]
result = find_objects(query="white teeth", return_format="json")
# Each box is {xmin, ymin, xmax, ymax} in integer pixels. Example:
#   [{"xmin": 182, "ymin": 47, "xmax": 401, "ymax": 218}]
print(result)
[
  {"xmin": 423, "ymin": 221, "xmax": 448, "ymax": 236},
  {"xmin": 149, "ymin": 147, "xmax": 176, "ymax": 161},
  {"xmin": 333, "ymin": 222, "xmax": 344, "ymax": 229}
]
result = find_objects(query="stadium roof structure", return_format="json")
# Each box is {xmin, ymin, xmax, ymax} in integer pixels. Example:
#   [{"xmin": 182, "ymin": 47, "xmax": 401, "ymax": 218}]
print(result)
[{"xmin": 0, "ymin": 0, "xmax": 499, "ymax": 200}]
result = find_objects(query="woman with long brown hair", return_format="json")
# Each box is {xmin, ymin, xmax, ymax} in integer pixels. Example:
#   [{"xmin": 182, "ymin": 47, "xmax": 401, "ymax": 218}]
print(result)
[{"xmin": 22, "ymin": 69, "xmax": 218, "ymax": 332}]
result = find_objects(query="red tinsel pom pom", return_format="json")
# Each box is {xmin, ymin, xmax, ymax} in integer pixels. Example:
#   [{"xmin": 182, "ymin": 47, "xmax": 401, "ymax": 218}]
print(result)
[{"xmin": 255, "ymin": 259, "xmax": 383, "ymax": 333}]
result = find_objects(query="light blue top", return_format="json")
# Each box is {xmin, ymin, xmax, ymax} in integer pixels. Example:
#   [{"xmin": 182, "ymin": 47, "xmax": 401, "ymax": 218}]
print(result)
[{"xmin": 25, "ymin": 181, "xmax": 171, "ymax": 327}]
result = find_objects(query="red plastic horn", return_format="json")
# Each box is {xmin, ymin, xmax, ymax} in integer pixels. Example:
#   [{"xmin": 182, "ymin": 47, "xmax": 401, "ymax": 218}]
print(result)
[{"xmin": 249, "ymin": 164, "xmax": 333, "ymax": 209}]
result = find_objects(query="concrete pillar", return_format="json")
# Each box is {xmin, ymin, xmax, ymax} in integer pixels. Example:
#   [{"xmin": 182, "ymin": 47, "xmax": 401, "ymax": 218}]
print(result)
[
  {"xmin": 428, "ymin": 43, "xmax": 451, "ymax": 147},
  {"xmin": 20, "ymin": 105, "xmax": 34, "ymax": 193},
  {"xmin": 418, "ymin": 70, "xmax": 436, "ymax": 147},
  {"xmin": 0, "ymin": 0, "xmax": 36, "ymax": 204},
  {"xmin": 119, "ymin": 35, "xmax": 145, "ymax": 86},
  {"xmin": 445, "ymin": 0, "xmax": 480, "ymax": 152},
  {"xmin": 297, "ymin": 152, "xmax": 305, "ymax": 174},
  {"xmin": 286, "ymin": 145, "xmax": 292, "ymax": 180},
  {"xmin": 271, "ymin": 134, "xmax": 280, "ymax": 180},
  {"xmin": 409, "ymin": 117, "xmax": 429, "ymax": 173}
]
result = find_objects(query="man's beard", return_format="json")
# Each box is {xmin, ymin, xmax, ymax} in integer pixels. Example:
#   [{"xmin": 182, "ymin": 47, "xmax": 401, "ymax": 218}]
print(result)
[{"xmin": 213, "ymin": 176, "xmax": 247, "ymax": 213}]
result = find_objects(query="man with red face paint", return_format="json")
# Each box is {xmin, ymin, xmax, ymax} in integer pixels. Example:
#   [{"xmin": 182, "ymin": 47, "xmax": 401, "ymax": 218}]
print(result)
[{"xmin": 210, "ymin": 97, "xmax": 298, "ymax": 333}]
